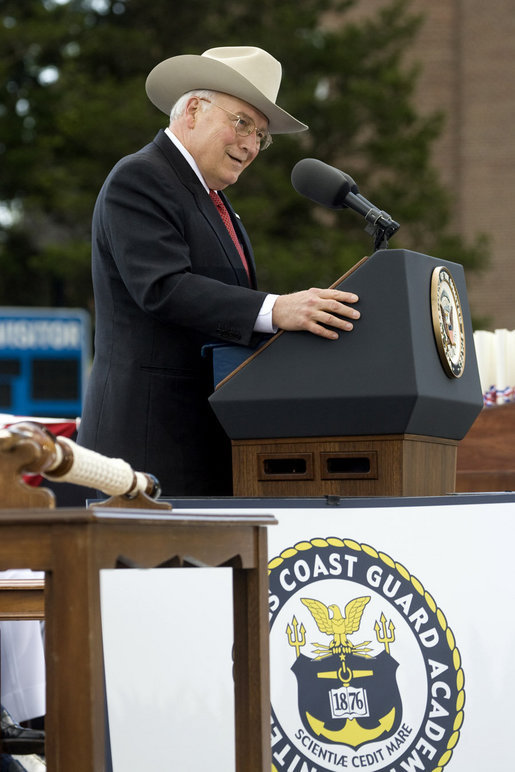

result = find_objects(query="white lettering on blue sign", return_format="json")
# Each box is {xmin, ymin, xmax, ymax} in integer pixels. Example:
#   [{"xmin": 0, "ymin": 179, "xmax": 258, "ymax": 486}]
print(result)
[{"xmin": 0, "ymin": 320, "xmax": 82, "ymax": 350}]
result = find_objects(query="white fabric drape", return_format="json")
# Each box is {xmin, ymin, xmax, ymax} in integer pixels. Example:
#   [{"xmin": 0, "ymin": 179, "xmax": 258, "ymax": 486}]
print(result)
[{"xmin": 473, "ymin": 329, "xmax": 515, "ymax": 405}]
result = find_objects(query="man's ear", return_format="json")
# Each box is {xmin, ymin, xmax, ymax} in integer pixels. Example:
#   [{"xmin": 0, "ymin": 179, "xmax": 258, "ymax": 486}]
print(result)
[{"xmin": 185, "ymin": 97, "xmax": 200, "ymax": 128}]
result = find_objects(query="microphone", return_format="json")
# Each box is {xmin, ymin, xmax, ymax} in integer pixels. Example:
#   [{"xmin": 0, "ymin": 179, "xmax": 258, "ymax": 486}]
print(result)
[{"xmin": 291, "ymin": 158, "xmax": 400, "ymax": 233}]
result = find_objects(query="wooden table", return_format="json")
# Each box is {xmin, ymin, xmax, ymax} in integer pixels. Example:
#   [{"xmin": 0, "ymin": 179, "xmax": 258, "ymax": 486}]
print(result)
[{"xmin": 0, "ymin": 508, "xmax": 276, "ymax": 771}]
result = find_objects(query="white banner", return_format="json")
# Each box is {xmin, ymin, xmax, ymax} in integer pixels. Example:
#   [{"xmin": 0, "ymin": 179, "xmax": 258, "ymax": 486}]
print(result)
[
  {"xmin": 267, "ymin": 498, "xmax": 514, "ymax": 772},
  {"xmin": 101, "ymin": 495, "xmax": 515, "ymax": 771}
]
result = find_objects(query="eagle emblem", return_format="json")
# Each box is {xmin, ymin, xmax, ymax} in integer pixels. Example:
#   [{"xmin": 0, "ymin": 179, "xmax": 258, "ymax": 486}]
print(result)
[
  {"xmin": 301, "ymin": 596, "xmax": 372, "ymax": 660},
  {"xmin": 440, "ymin": 297, "xmax": 455, "ymax": 346}
]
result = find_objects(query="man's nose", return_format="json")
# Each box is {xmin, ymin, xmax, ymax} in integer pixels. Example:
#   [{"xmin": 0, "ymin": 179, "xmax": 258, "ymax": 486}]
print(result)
[{"xmin": 238, "ymin": 130, "xmax": 260, "ymax": 155}]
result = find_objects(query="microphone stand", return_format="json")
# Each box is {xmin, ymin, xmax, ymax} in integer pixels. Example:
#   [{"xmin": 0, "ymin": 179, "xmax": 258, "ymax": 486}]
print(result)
[
  {"xmin": 366, "ymin": 218, "xmax": 401, "ymax": 251},
  {"xmin": 338, "ymin": 170, "xmax": 400, "ymax": 250},
  {"xmin": 360, "ymin": 206, "xmax": 400, "ymax": 251}
]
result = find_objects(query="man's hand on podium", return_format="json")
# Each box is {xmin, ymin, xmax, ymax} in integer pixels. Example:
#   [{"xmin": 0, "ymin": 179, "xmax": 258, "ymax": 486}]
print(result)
[{"xmin": 272, "ymin": 288, "xmax": 360, "ymax": 340}]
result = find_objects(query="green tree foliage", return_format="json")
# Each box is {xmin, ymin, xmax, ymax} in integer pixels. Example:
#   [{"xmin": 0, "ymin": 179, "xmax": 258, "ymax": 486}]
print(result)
[{"xmin": 0, "ymin": 0, "xmax": 488, "ymax": 308}]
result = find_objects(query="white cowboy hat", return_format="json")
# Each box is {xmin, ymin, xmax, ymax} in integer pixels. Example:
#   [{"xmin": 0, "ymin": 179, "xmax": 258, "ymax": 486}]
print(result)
[{"xmin": 145, "ymin": 46, "xmax": 308, "ymax": 135}]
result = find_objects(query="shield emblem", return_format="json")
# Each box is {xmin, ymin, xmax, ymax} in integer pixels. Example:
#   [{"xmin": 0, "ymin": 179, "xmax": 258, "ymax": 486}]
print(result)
[{"xmin": 292, "ymin": 650, "xmax": 402, "ymax": 749}]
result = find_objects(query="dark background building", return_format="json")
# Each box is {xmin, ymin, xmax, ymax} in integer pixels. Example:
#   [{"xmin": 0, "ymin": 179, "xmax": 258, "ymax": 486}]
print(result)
[{"xmin": 350, "ymin": 0, "xmax": 515, "ymax": 330}]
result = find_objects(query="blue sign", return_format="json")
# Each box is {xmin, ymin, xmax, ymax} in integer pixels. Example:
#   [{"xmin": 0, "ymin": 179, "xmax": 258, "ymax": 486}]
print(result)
[{"xmin": 0, "ymin": 307, "xmax": 91, "ymax": 417}]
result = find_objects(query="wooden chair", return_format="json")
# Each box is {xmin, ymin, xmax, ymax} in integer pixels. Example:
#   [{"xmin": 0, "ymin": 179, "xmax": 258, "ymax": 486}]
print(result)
[
  {"xmin": 0, "ymin": 578, "xmax": 45, "ymax": 621},
  {"xmin": 0, "ymin": 577, "xmax": 45, "ymax": 756}
]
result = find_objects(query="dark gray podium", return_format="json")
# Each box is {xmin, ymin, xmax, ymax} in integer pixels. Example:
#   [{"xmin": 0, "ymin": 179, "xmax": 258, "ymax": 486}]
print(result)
[{"xmin": 209, "ymin": 249, "xmax": 484, "ymax": 497}]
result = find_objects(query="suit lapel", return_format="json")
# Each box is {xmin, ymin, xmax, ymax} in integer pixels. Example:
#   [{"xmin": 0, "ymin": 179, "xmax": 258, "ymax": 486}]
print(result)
[{"xmin": 152, "ymin": 130, "xmax": 256, "ymax": 288}]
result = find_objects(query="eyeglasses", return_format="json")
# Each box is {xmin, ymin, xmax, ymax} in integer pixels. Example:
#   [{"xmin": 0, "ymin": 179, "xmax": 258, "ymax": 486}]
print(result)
[{"xmin": 199, "ymin": 97, "xmax": 273, "ymax": 152}]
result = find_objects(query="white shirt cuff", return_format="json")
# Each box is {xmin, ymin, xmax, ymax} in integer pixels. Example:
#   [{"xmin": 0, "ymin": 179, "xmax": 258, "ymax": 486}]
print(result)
[{"xmin": 254, "ymin": 294, "xmax": 279, "ymax": 333}]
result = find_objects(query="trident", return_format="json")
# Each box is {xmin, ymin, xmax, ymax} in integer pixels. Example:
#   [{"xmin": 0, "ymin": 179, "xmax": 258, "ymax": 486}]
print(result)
[
  {"xmin": 286, "ymin": 616, "xmax": 306, "ymax": 658},
  {"xmin": 375, "ymin": 612, "xmax": 395, "ymax": 654}
]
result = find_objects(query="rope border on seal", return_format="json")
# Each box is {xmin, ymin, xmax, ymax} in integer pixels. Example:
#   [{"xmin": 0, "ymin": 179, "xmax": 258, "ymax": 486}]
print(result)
[{"xmin": 268, "ymin": 536, "xmax": 465, "ymax": 772}]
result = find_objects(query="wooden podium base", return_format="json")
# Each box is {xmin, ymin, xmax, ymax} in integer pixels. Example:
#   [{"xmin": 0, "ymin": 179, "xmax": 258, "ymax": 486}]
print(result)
[{"xmin": 232, "ymin": 434, "xmax": 458, "ymax": 498}]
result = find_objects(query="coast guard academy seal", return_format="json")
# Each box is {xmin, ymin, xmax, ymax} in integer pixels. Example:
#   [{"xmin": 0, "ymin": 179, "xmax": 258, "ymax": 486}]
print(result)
[
  {"xmin": 431, "ymin": 266, "xmax": 466, "ymax": 378},
  {"xmin": 268, "ymin": 538, "xmax": 465, "ymax": 772}
]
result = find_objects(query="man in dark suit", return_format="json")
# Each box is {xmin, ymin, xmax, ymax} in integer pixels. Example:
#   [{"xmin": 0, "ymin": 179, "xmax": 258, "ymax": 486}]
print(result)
[{"xmin": 78, "ymin": 46, "xmax": 361, "ymax": 496}]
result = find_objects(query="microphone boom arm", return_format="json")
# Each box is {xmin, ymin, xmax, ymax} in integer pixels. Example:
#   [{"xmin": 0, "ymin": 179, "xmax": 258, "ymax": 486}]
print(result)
[{"xmin": 364, "ymin": 212, "xmax": 400, "ymax": 250}]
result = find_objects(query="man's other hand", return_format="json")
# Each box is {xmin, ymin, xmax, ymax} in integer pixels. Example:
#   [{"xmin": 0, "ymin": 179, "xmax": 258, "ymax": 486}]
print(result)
[{"xmin": 272, "ymin": 288, "xmax": 360, "ymax": 340}]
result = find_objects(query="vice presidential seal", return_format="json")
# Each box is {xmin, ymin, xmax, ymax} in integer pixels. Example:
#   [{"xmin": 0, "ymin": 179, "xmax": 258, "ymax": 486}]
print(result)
[
  {"xmin": 431, "ymin": 266, "xmax": 466, "ymax": 378},
  {"xmin": 269, "ymin": 538, "xmax": 465, "ymax": 772}
]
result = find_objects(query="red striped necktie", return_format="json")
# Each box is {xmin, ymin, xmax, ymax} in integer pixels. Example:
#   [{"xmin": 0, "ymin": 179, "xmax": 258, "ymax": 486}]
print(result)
[{"xmin": 209, "ymin": 190, "xmax": 250, "ymax": 280}]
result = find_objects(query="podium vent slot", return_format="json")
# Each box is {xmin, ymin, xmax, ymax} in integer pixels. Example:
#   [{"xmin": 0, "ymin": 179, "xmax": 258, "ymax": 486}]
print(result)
[
  {"xmin": 321, "ymin": 451, "xmax": 378, "ymax": 480},
  {"xmin": 257, "ymin": 452, "xmax": 314, "ymax": 481},
  {"xmin": 327, "ymin": 457, "xmax": 369, "ymax": 473},
  {"xmin": 265, "ymin": 458, "xmax": 306, "ymax": 474}
]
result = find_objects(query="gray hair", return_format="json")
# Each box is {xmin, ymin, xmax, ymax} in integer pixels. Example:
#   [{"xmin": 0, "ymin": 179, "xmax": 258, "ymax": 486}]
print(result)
[{"xmin": 170, "ymin": 89, "xmax": 217, "ymax": 122}]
